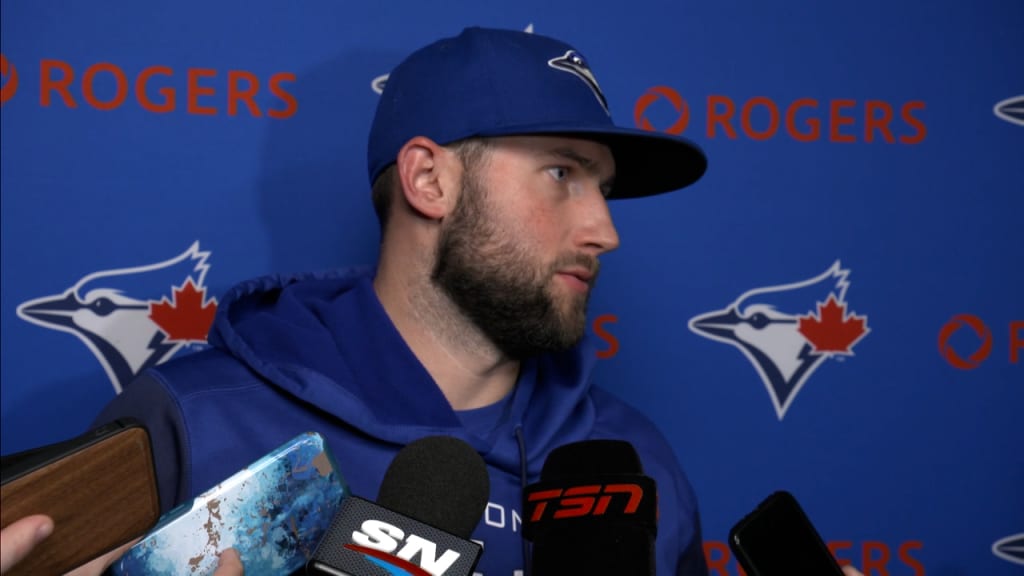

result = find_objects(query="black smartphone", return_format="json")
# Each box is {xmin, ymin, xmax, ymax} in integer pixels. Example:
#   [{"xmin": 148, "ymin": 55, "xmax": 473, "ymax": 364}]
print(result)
[
  {"xmin": 728, "ymin": 490, "xmax": 846, "ymax": 576},
  {"xmin": 1, "ymin": 419, "xmax": 161, "ymax": 576}
]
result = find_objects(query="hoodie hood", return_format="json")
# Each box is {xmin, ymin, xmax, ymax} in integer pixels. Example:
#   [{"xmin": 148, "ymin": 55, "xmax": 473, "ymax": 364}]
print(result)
[{"xmin": 207, "ymin": 267, "xmax": 601, "ymax": 478}]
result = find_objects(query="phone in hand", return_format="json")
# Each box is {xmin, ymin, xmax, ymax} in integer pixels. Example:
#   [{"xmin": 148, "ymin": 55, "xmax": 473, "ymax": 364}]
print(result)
[
  {"xmin": 1, "ymin": 419, "xmax": 160, "ymax": 576},
  {"xmin": 111, "ymin": 431, "xmax": 349, "ymax": 576},
  {"xmin": 728, "ymin": 490, "xmax": 846, "ymax": 576}
]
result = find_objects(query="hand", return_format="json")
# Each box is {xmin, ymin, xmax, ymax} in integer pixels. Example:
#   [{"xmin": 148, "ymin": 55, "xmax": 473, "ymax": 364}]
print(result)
[
  {"xmin": 213, "ymin": 548, "xmax": 244, "ymax": 576},
  {"xmin": 2, "ymin": 514, "xmax": 243, "ymax": 576},
  {"xmin": 1, "ymin": 515, "xmax": 54, "ymax": 574},
  {"xmin": 842, "ymin": 566, "xmax": 865, "ymax": 576}
]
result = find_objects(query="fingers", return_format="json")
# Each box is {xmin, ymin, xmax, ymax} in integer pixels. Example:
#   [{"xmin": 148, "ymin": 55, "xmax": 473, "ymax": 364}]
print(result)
[
  {"xmin": 842, "ymin": 566, "xmax": 865, "ymax": 576},
  {"xmin": 214, "ymin": 548, "xmax": 244, "ymax": 576},
  {"xmin": 1, "ymin": 520, "xmax": 243, "ymax": 576},
  {"xmin": 0, "ymin": 515, "xmax": 54, "ymax": 575}
]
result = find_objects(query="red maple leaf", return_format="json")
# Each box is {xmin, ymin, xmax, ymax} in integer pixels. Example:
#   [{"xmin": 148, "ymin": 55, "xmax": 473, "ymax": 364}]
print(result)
[
  {"xmin": 149, "ymin": 279, "xmax": 217, "ymax": 343},
  {"xmin": 797, "ymin": 294, "xmax": 869, "ymax": 354}
]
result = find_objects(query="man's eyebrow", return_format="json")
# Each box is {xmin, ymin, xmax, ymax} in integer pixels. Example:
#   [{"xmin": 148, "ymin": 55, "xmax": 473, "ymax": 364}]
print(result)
[
  {"xmin": 547, "ymin": 147, "xmax": 597, "ymax": 171},
  {"xmin": 544, "ymin": 147, "xmax": 616, "ymax": 191}
]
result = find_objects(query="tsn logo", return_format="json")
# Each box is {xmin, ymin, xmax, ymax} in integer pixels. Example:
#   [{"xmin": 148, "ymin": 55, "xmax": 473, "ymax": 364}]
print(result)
[
  {"xmin": 526, "ymin": 482, "xmax": 648, "ymax": 521},
  {"xmin": 348, "ymin": 519, "xmax": 462, "ymax": 576}
]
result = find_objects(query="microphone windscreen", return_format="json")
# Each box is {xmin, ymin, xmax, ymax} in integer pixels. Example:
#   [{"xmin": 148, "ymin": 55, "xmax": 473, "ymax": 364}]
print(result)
[
  {"xmin": 376, "ymin": 435, "xmax": 490, "ymax": 539},
  {"xmin": 307, "ymin": 436, "xmax": 488, "ymax": 576},
  {"xmin": 540, "ymin": 438, "xmax": 644, "ymax": 478},
  {"xmin": 525, "ymin": 439, "xmax": 658, "ymax": 576}
]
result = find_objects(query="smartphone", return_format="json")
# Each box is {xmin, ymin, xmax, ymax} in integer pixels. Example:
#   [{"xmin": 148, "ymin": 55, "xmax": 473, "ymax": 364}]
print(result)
[
  {"xmin": 112, "ymin": 431, "xmax": 349, "ymax": 576},
  {"xmin": 728, "ymin": 490, "xmax": 846, "ymax": 576},
  {"xmin": 1, "ymin": 419, "xmax": 160, "ymax": 576}
]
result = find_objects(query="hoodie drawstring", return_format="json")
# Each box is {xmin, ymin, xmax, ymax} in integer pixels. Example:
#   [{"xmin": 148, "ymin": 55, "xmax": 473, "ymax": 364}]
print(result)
[{"xmin": 514, "ymin": 425, "xmax": 531, "ymax": 576}]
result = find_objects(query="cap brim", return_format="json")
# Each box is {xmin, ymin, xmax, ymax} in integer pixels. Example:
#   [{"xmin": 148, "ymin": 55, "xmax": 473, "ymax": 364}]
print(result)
[{"xmin": 475, "ymin": 124, "xmax": 707, "ymax": 199}]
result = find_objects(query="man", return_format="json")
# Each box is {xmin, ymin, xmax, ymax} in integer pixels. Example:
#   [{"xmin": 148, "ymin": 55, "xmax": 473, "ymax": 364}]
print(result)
[{"xmin": 94, "ymin": 26, "xmax": 711, "ymax": 574}]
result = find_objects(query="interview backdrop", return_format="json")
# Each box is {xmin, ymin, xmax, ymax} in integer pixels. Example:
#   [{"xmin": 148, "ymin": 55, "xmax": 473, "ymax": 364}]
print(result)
[{"xmin": 2, "ymin": 1, "xmax": 1021, "ymax": 574}]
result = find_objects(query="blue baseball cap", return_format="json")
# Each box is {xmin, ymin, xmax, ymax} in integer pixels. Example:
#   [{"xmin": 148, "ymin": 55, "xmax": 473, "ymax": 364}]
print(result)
[{"xmin": 367, "ymin": 27, "xmax": 707, "ymax": 199}]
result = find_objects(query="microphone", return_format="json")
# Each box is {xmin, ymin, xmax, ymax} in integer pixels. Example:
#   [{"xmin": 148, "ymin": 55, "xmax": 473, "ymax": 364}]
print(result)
[
  {"xmin": 307, "ymin": 435, "xmax": 490, "ymax": 576},
  {"xmin": 522, "ymin": 439, "xmax": 658, "ymax": 576}
]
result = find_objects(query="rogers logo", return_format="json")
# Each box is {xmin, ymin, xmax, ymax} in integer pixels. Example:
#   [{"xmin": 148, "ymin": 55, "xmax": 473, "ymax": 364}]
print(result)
[
  {"xmin": 938, "ymin": 314, "xmax": 1022, "ymax": 370},
  {"xmin": 938, "ymin": 314, "xmax": 992, "ymax": 369},
  {"xmin": 704, "ymin": 538, "xmax": 925, "ymax": 575},
  {"xmin": 634, "ymin": 86, "xmax": 927, "ymax": 143},
  {"xmin": 2, "ymin": 56, "xmax": 296, "ymax": 118},
  {"xmin": 634, "ymin": 86, "xmax": 689, "ymax": 134},
  {"xmin": 0, "ymin": 54, "xmax": 19, "ymax": 103}
]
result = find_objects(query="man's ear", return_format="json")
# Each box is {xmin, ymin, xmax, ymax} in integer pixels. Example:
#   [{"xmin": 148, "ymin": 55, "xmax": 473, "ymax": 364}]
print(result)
[{"xmin": 395, "ymin": 136, "xmax": 460, "ymax": 220}]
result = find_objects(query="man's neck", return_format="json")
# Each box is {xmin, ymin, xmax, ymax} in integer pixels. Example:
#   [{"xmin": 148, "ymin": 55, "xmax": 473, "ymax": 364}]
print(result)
[{"xmin": 373, "ymin": 267, "xmax": 520, "ymax": 411}]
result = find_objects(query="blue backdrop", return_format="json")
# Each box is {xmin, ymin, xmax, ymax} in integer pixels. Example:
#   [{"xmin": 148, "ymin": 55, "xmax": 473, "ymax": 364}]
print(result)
[{"xmin": 2, "ymin": 1, "xmax": 1021, "ymax": 574}]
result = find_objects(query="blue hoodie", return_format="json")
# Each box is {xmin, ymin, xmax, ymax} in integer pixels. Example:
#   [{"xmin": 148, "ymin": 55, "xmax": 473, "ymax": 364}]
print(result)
[{"xmin": 94, "ymin": 268, "xmax": 707, "ymax": 576}]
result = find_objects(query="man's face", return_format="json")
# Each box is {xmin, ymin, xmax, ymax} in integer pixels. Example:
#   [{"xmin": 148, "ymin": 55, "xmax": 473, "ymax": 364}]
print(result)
[{"xmin": 432, "ymin": 135, "xmax": 620, "ymax": 359}]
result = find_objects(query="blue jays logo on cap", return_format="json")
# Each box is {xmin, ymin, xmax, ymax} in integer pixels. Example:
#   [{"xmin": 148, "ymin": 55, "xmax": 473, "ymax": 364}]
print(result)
[
  {"xmin": 548, "ymin": 49, "xmax": 609, "ymax": 115},
  {"xmin": 367, "ymin": 26, "xmax": 708, "ymax": 198}
]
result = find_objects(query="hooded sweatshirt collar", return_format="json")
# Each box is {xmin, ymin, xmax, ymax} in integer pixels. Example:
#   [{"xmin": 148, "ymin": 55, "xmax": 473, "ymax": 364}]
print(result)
[{"xmin": 207, "ymin": 268, "xmax": 600, "ymax": 478}]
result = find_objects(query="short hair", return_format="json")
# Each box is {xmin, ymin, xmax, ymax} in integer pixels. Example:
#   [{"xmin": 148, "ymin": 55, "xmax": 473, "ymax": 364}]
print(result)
[{"xmin": 371, "ymin": 138, "xmax": 492, "ymax": 232}]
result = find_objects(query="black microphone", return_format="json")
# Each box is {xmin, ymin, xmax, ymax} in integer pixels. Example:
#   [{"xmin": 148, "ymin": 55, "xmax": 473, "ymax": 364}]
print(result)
[
  {"xmin": 307, "ymin": 435, "xmax": 490, "ymax": 576},
  {"xmin": 522, "ymin": 439, "xmax": 658, "ymax": 576}
]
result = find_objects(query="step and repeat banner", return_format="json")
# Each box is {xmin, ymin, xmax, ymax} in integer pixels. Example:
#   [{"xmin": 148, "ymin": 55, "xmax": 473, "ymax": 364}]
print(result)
[{"xmin": 2, "ymin": 1, "xmax": 1021, "ymax": 574}]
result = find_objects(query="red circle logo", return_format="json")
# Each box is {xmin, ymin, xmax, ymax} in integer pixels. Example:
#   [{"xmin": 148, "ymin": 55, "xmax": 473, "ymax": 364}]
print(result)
[
  {"xmin": 938, "ymin": 314, "xmax": 993, "ymax": 370},
  {"xmin": 0, "ymin": 54, "xmax": 19, "ymax": 104},
  {"xmin": 633, "ymin": 86, "xmax": 690, "ymax": 135}
]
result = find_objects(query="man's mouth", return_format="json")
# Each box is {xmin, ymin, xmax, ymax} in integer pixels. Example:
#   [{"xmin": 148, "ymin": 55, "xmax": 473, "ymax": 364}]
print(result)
[{"xmin": 556, "ymin": 267, "xmax": 594, "ymax": 292}]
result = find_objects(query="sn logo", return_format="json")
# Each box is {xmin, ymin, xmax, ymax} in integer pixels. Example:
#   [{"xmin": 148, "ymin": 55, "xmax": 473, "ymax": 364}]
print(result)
[{"xmin": 352, "ymin": 519, "xmax": 461, "ymax": 576}]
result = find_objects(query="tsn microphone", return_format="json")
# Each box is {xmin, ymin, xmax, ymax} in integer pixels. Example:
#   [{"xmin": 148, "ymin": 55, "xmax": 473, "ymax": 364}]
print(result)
[
  {"xmin": 522, "ymin": 439, "xmax": 658, "ymax": 576},
  {"xmin": 307, "ymin": 435, "xmax": 490, "ymax": 576}
]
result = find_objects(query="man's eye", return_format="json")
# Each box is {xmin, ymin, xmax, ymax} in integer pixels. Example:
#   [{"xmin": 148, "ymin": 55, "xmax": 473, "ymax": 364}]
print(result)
[{"xmin": 547, "ymin": 167, "xmax": 568, "ymax": 181}]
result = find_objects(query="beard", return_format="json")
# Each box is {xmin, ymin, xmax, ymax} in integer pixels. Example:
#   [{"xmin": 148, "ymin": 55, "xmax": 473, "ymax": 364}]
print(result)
[{"xmin": 431, "ymin": 170, "xmax": 598, "ymax": 359}]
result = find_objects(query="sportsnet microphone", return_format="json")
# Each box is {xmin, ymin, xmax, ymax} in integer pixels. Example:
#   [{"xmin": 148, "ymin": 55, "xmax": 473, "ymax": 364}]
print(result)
[
  {"xmin": 307, "ymin": 435, "xmax": 490, "ymax": 576},
  {"xmin": 522, "ymin": 439, "xmax": 658, "ymax": 576}
]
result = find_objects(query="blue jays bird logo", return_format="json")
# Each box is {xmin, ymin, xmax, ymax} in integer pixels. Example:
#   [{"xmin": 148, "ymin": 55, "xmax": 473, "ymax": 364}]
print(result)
[
  {"xmin": 993, "ymin": 533, "xmax": 1024, "ymax": 566},
  {"xmin": 16, "ymin": 242, "xmax": 218, "ymax": 394},
  {"xmin": 688, "ymin": 261, "xmax": 869, "ymax": 420},
  {"xmin": 993, "ymin": 94, "xmax": 1024, "ymax": 127},
  {"xmin": 548, "ymin": 49, "xmax": 610, "ymax": 115}
]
